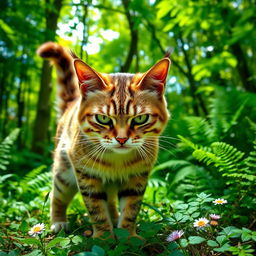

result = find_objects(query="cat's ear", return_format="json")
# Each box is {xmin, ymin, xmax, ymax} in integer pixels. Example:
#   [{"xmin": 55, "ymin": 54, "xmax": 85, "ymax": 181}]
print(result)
[
  {"xmin": 138, "ymin": 58, "xmax": 171, "ymax": 95},
  {"xmin": 74, "ymin": 59, "xmax": 107, "ymax": 96}
]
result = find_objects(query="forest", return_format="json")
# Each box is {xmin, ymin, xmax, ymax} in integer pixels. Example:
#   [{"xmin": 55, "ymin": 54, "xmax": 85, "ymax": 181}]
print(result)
[{"xmin": 0, "ymin": 0, "xmax": 256, "ymax": 255}]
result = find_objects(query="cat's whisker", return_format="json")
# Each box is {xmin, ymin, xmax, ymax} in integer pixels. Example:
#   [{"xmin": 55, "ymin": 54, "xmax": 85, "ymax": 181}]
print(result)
[
  {"xmin": 147, "ymin": 135, "xmax": 180, "ymax": 141},
  {"xmin": 147, "ymin": 139, "xmax": 177, "ymax": 148},
  {"xmin": 77, "ymin": 144, "xmax": 104, "ymax": 168},
  {"xmin": 140, "ymin": 145, "xmax": 157, "ymax": 165},
  {"xmin": 143, "ymin": 142, "xmax": 175, "ymax": 157}
]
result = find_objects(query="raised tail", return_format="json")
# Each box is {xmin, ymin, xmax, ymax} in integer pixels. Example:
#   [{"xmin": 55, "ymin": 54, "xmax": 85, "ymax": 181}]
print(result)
[{"xmin": 37, "ymin": 42, "xmax": 80, "ymax": 114}]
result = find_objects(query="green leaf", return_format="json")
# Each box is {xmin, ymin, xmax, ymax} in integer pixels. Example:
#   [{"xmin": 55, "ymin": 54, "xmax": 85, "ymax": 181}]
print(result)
[
  {"xmin": 59, "ymin": 238, "xmax": 71, "ymax": 247},
  {"xmin": 71, "ymin": 235, "xmax": 83, "ymax": 245},
  {"xmin": 173, "ymin": 213, "xmax": 183, "ymax": 221},
  {"xmin": 113, "ymin": 228, "xmax": 130, "ymax": 239},
  {"xmin": 92, "ymin": 245, "xmax": 105, "ymax": 256},
  {"xmin": 188, "ymin": 236, "xmax": 206, "ymax": 244},
  {"xmin": 169, "ymin": 250, "xmax": 184, "ymax": 256},
  {"xmin": 23, "ymin": 250, "xmax": 43, "ymax": 256},
  {"xmin": 19, "ymin": 220, "xmax": 28, "ymax": 233},
  {"xmin": 213, "ymin": 243, "xmax": 231, "ymax": 252},
  {"xmin": 129, "ymin": 237, "xmax": 144, "ymax": 247},
  {"xmin": 46, "ymin": 237, "xmax": 67, "ymax": 249},
  {"xmin": 180, "ymin": 238, "xmax": 188, "ymax": 248},
  {"xmin": 219, "ymin": 226, "xmax": 239, "ymax": 237},
  {"xmin": 191, "ymin": 212, "xmax": 200, "ymax": 218},
  {"xmin": 251, "ymin": 231, "xmax": 256, "ymax": 241},
  {"xmin": 241, "ymin": 232, "xmax": 251, "ymax": 242},
  {"xmin": 18, "ymin": 238, "xmax": 41, "ymax": 246},
  {"xmin": 207, "ymin": 240, "xmax": 218, "ymax": 247},
  {"xmin": 216, "ymin": 235, "xmax": 227, "ymax": 246}
]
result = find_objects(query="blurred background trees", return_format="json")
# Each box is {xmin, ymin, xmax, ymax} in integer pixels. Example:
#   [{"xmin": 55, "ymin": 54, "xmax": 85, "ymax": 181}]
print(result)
[{"xmin": 0, "ymin": 0, "xmax": 255, "ymax": 174}]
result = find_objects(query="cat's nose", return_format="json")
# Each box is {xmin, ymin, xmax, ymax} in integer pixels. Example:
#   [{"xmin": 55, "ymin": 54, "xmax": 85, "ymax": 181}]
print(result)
[{"xmin": 116, "ymin": 137, "xmax": 128, "ymax": 145}]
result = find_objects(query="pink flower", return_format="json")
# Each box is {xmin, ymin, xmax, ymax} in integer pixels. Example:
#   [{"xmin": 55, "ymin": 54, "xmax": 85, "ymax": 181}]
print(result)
[
  {"xmin": 166, "ymin": 230, "xmax": 184, "ymax": 242},
  {"xmin": 209, "ymin": 214, "xmax": 221, "ymax": 220}
]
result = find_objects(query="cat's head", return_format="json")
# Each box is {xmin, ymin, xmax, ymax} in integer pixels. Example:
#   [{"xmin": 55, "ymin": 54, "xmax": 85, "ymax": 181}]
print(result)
[{"xmin": 74, "ymin": 58, "xmax": 170, "ymax": 154}]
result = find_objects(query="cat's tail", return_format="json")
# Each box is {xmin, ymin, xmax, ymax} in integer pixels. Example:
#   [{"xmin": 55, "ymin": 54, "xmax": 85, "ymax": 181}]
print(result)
[{"xmin": 37, "ymin": 42, "xmax": 80, "ymax": 114}]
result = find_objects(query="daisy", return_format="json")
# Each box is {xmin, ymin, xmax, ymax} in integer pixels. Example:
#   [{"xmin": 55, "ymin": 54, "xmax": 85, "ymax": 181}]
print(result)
[
  {"xmin": 209, "ymin": 214, "xmax": 221, "ymax": 220},
  {"xmin": 28, "ymin": 223, "xmax": 45, "ymax": 237},
  {"xmin": 193, "ymin": 218, "xmax": 209, "ymax": 228},
  {"xmin": 212, "ymin": 198, "xmax": 228, "ymax": 205},
  {"xmin": 166, "ymin": 230, "xmax": 184, "ymax": 242}
]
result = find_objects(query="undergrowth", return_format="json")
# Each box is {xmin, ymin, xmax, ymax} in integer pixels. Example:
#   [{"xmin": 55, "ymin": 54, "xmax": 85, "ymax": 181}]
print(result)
[{"xmin": 1, "ymin": 89, "xmax": 256, "ymax": 256}]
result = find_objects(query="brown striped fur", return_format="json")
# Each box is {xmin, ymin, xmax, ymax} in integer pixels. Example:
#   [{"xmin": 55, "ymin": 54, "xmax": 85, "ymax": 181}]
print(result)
[{"xmin": 37, "ymin": 42, "xmax": 171, "ymax": 238}]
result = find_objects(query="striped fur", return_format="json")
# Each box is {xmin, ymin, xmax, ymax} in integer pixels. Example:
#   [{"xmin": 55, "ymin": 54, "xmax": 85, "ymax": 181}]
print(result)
[{"xmin": 38, "ymin": 42, "xmax": 171, "ymax": 238}]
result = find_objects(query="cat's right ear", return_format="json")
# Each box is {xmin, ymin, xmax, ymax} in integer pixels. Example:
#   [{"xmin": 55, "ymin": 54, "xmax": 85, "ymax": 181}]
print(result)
[{"xmin": 74, "ymin": 59, "xmax": 107, "ymax": 96}]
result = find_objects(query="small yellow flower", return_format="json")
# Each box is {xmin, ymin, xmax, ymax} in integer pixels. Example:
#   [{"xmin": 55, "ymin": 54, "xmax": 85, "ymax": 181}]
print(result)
[
  {"xmin": 193, "ymin": 218, "xmax": 209, "ymax": 228},
  {"xmin": 210, "ymin": 220, "xmax": 219, "ymax": 226},
  {"xmin": 212, "ymin": 198, "xmax": 228, "ymax": 205},
  {"xmin": 28, "ymin": 223, "xmax": 45, "ymax": 237}
]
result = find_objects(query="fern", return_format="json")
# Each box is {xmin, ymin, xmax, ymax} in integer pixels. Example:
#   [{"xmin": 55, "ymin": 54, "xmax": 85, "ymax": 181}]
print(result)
[
  {"xmin": 180, "ymin": 136, "xmax": 256, "ymax": 185},
  {"xmin": 149, "ymin": 160, "xmax": 190, "ymax": 188},
  {"xmin": 26, "ymin": 172, "xmax": 52, "ymax": 192},
  {"xmin": 184, "ymin": 116, "xmax": 215, "ymax": 144},
  {"xmin": 208, "ymin": 87, "xmax": 247, "ymax": 139},
  {"xmin": 20, "ymin": 165, "xmax": 51, "ymax": 192},
  {"xmin": 0, "ymin": 128, "xmax": 20, "ymax": 171}
]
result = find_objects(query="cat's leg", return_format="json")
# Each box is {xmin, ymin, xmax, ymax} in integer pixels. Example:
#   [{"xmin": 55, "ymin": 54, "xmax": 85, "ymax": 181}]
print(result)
[
  {"xmin": 51, "ymin": 151, "xmax": 78, "ymax": 233},
  {"xmin": 118, "ymin": 172, "xmax": 149, "ymax": 237},
  {"xmin": 76, "ymin": 170, "xmax": 113, "ymax": 238},
  {"xmin": 106, "ymin": 186, "xmax": 119, "ymax": 227}
]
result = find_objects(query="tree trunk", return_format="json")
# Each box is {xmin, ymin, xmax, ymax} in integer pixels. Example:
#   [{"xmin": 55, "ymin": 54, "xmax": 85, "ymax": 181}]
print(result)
[
  {"xmin": 231, "ymin": 43, "xmax": 256, "ymax": 93},
  {"xmin": 32, "ymin": 0, "xmax": 63, "ymax": 154},
  {"xmin": 120, "ymin": 0, "xmax": 138, "ymax": 72},
  {"xmin": 80, "ymin": 2, "xmax": 89, "ymax": 61}
]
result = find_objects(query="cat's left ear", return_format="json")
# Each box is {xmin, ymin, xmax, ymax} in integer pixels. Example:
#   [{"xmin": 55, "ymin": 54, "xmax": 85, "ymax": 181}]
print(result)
[
  {"xmin": 138, "ymin": 58, "xmax": 171, "ymax": 95},
  {"xmin": 74, "ymin": 59, "xmax": 108, "ymax": 97}
]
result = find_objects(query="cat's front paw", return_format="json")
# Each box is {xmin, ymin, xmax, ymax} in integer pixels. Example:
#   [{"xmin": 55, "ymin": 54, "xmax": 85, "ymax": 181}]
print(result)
[{"xmin": 51, "ymin": 222, "xmax": 69, "ymax": 233}]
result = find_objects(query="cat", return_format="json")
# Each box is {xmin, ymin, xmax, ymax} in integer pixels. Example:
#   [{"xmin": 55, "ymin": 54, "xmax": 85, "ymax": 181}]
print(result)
[{"xmin": 37, "ymin": 42, "xmax": 170, "ymax": 238}]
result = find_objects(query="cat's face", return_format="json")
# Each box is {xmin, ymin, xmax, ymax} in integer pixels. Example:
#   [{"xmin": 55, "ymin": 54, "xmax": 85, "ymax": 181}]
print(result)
[{"xmin": 74, "ymin": 59, "xmax": 170, "ymax": 155}]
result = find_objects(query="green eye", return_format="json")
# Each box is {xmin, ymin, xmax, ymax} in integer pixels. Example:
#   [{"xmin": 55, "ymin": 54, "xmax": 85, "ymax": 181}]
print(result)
[
  {"xmin": 132, "ymin": 114, "xmax": 149, "ymax": 125},
  {"xmin": 95, "ymin": 114, "xmax": 112, "ymax": 125}
]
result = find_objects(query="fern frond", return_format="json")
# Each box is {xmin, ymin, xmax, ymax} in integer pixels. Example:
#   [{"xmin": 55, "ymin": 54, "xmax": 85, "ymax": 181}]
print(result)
[
  {"xmin": 20, "ymin": 165, "xmax": 47, "ymax": 185},
  {"xmin": 208, "ymin": 87, "xmax": 246, "ymax": 139},
  {"xmin": 26, "ymin": 172, "xmax": 52, "ymax": 192},
  {"xmin": 244, "ymin": 141, "xmax": 256, "ymax": 169},
  {"xmin": 192, "ymin": 149, "xmax": 220, "ymax": 166},
  {"xmin": 211, "ymin": 142, "xmax": 244, "ymax": 173},
  {"xmin": 184, "ymin": 117, "xmax": 215, "ymax": 144},
  {"xmin": 0, "ymin": 128, "xmax": 20, "ymax": 171},
  {"xmin": 178, "ymin": 135, "xmax": 198, "ymax": 150}
]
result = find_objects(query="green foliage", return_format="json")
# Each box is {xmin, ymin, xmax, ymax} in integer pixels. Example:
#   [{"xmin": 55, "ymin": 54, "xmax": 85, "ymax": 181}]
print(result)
[
  {"xmin": 19, "ymin": 165, "xmax": 51, "ymax": 193},
  {"xmin": 0, "ymin": 129, "xmax": 19, "ymax": 171}
]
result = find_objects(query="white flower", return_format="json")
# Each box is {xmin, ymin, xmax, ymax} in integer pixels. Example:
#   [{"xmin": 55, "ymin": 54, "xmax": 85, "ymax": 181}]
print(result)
[
  {"xmin": 193, "ymin": 218, "xmax": 209, "ymax": 228},
  {"xmin": 28, "ymin": 223, "xmax": 45, "ymax": 237},
  {"xmin": 166, "ymin": 230, "xmax": 184, "ymax": 242},
  {"xmin": 209, "ymin": 214, "xmax": 221, "ymax": 220},
  {"xmin": 212, "ymin": 198, "xmax": 228, "ymax": 205}
]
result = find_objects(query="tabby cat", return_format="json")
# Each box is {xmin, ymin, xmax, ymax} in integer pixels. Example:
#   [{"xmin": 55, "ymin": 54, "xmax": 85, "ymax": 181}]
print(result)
[{"xmin": 37, "ymin": 42, "xmax": 170, "ymax": 238}]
